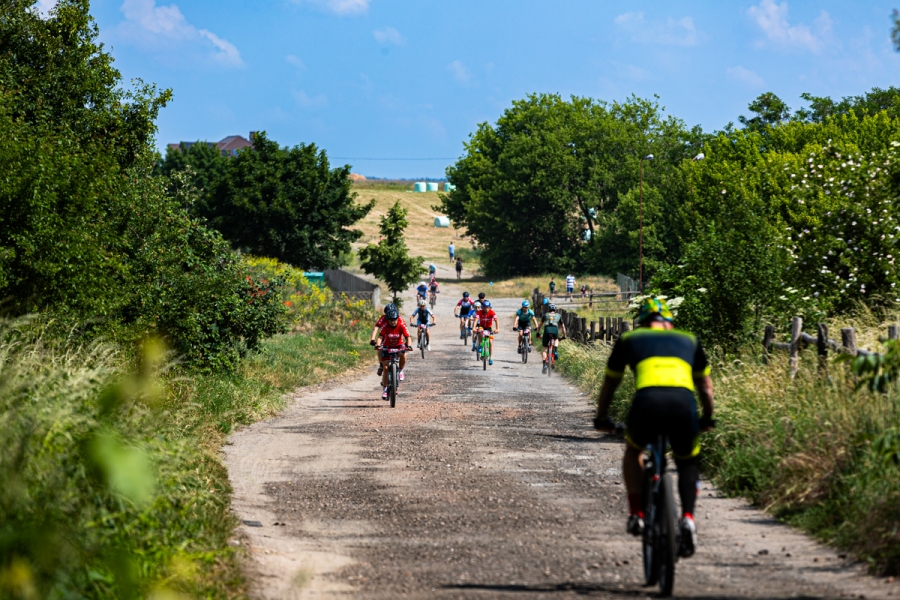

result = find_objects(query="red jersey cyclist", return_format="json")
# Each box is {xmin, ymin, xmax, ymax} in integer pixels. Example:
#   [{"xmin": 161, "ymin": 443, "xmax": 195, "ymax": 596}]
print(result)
[
  {"xmin": 375, "ymin": 305, "xmax": 411, "ymax": 399},
  {"xmin": 370, "ymin": 303, "xmax": 406, "ymax": 376},
  {"xmin": 473, "ymin": 300, "xmax": 499, "ymax": 365}
]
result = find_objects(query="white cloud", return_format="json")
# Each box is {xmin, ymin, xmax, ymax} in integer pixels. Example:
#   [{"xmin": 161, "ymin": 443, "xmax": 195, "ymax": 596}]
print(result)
[
  {"xmin": 118, "ymin": 0, "xmax": 243, "ymax": 66},
  {"xmin": 295, "ymin": 0, "xmax": 369, "ymax": 16},
  {"xmin": 293, "ymin": 89, "xmax": 328, "ymax": 108},
  {"xmin": 726, "ymin": 65, "xmax": 765, "ymax": 87},
  {"xmin": 614, "ymin": 11, "xmax": 702, "ymax": 47},
  {"xmin": 286, "ymin": 55, "xmax": 307, "ymax": 69},
  {"xmin": 34, "ymin": 0, "xmax": 57, "ymax": 17},
  {"xmin": 373, "ymin": 27, "xmax": 403, "ymax": 46},
  {"xmin": 448, "ymin": 60, "xmax": 471, "ymax": 84},
  {"xmin": 747, "ymin": 0, "xmax": 831, "ymax": 53}
]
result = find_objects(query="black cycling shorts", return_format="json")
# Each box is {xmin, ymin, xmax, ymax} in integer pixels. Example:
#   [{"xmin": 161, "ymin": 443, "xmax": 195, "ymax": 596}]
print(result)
[
  {"xmin": 625, "ymin": 387, "xmax": 700, "ymax": 459},
  {"xmin": 541, "ymin": 327, "xmax": 558, "ymax": 348}
]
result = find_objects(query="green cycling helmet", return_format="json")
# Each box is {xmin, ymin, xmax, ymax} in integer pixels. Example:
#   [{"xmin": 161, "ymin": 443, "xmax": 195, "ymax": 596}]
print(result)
[{"xmin": 638, "ymin": 297, "xmax": 674, "ymax": 325}]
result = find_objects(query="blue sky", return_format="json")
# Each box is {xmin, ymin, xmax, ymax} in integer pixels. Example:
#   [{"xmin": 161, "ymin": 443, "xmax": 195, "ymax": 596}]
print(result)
[{"xmin": 39, "ymin": 0, "xmax": 900, "ymax": 178}]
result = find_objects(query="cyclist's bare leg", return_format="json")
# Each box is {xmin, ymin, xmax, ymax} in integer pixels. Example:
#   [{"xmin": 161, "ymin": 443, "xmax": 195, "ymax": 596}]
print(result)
[
  {"xmin": 399, "ymin": 353, "xmax": 407, "ymax": 371},
  {"xmin": 623, "ymin": 445, "xmax": 645, "ymax": 515},
  {"xmin": 380, "ymin": 358, "xmax": 390, "ymax": 387}
]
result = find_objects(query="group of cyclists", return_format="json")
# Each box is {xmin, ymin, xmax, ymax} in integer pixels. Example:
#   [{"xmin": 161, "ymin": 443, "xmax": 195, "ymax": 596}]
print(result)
[{"xmin": 368, "ymin": 276, "xmax": 715, "ymax": 563}]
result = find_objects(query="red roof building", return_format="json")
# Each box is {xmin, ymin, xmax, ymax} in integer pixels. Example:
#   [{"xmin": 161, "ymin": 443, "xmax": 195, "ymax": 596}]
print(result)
[{"xmin": 168, "ymin": 132, "xmax": 256, "ymax": 156}]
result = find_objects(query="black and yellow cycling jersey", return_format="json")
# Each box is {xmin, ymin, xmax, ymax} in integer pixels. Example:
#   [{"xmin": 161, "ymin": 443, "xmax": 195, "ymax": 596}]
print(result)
[
  {"xmin": 605, "ymin": 328, "xmax": 710, "ymax": 459},
  {"xmin": 605, "ymin": 328, "xmax": 710, "ymax": 392}
]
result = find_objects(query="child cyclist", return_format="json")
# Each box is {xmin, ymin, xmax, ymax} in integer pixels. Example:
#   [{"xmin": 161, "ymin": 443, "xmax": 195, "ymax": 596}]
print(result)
[
  {"xmin": 415, "ymin": 280, "xmax": 428, "ymax": 302},
  {"xmin": 473, "ymin": 300, "xmax": 499, "ymax": 365},
  {"xmin": 376, "ymin": 305, "xmax": 411, "ymax": 399},
  {"xmin": 454, "ymin": 291, "xmax": 475, "ymax": 339},
  {"xmin": 410, "ymin": 298, "xmax": 436, "ymax": 350},
  {"xmin": 537, "ymin": 303, "xmax": 567, "ymax": 374},
  {"xmin": 512, "ymin": 300, "xmax": 538, "ymax": 353},
  {"xmin": 370, "ymin": 303, "xmax": 405, "ymax": 376}
]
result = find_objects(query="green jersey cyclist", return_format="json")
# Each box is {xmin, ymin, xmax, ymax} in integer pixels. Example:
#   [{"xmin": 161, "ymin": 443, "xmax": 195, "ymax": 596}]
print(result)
[
  {"xmin": 593, "ymin": 297, "xmax": 715, "ymax": 559},
  {"xmin": 512, "ymin": 300, "xmax": 538, "ymax": 354},
  {"xmin": 537, "ymin": 303, "xmax": 566, "ymax": 373}
]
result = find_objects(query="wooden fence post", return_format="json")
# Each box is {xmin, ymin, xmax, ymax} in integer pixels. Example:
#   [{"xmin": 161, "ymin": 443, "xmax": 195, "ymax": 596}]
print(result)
[
  {"xmin": 789, "ymin": 317, "xmax": 803, "ymax": 378},
  {"xmin": 580, "ymin": 317, "xmax": 587, "ymax": 343},
  {"xmin": 889, "ymin": 324, "xmax": 899, "ymax": 341},
  {"xmin": 817, "ymin": 323, "xmax": 828, "ymax": 374},
  {"xmin": 590, "ymin": 321, "xmax": 596, "ymax": 344},
  {"xmin": 589, "ymin": 293, "xmax": 593, "ymax": 309},
  {"xmin": 621, "ymin": 321, "xmax": 630, "ymax": 334},
  {"xmin": 606, "ymin": 317, "xmax": 612, "ymax": 343},
  {"xmin": 841, "ymin": 328, "xmax": 857, "ymax": 356}
]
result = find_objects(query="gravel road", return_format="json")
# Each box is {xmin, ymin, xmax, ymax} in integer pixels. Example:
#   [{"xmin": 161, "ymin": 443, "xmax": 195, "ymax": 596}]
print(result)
[{"xmin": 225, "ymin": 287, "xmax": 899, "ymax": 599}]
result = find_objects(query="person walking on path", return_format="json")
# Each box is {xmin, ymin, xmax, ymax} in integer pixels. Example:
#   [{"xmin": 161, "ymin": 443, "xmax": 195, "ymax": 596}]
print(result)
[
  {"xmin": 455, "ymin": 258, "xmax": 463, "ymax": 280},
  {"xmin": 449, "ymin": 242, "xmax": 455, "ymax": 261}
]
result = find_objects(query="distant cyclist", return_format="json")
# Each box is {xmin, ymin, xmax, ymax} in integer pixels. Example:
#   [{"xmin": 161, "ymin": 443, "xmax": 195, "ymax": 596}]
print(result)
[
  {"xmin": 473, "ymin": 300, "xmax": 499, "ymax": 365},
  {"xmin": 565, "ymin": 273, "xmax": 576, "ymax": 302},
  {"xmin": 469, "ymin": 301, "xmax": 483, "ymax": 350},
  {"xmin": 428, "ymin": 263, "xmax": 437, "ymax": 277},
  {"xmin": 454, "ymin": 291, "xmax": 475, "ymax": 339},
  {"xmin": 455, "ymin": 258, "xmax": 463, "ymax": 280},
  {"xmin": 370, "ymin": 303, "xmax": 406, "ymax": 376},
  {"xmin": 376, "ymin": 305, "xmax": 411, "ymax": 399},
  {"xmin": 512, "ymin": 300, "xmax": 538, "ymax": 354},
  {"xmin": 415, "ymin": 280, "xmax": 428, "ymax": 302},
  {"xmin": 537, "ymin": 303, "xmax": 566, "ymax": 374},
  {"xmin": 429, "ymin": 276, "xmax": 440, "ymax": 304},
  {"xmin": 411, "ymin": 298, "xmax": 436, "ymax": 350},
  {"xmin": 593, "ymin": 297, "xmax": 715, "ymax": 559}
]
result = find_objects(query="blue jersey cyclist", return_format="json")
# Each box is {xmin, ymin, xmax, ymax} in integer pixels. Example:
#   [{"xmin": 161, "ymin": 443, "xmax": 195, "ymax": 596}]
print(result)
[
  {"xmin": 454, "ymin": 291, "xmax": 475, "ymax": 339},
  {"xmin": 410, "ymin": 298, "xmax": 436, "ymax": 350},
  {"xmin": 593, "ymin": 297, "xmax": 715, "ymax": 560},
  {"xmin": 415, "ymin": 281, "xmax": 428, "ymax": 301},
  {"xmin": 512, "ymin": 300, "xmax": 538, "ymax": 353}
]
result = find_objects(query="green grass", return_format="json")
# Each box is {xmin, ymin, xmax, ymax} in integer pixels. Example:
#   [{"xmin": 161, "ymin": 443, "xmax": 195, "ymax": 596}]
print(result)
[
  {"xmin": 0, "ymin": 315, "xmax": 373, "ymax": 599},
  {"xmin": 557, "ymin": 335, "xmax": 900, "ymax": 575}
]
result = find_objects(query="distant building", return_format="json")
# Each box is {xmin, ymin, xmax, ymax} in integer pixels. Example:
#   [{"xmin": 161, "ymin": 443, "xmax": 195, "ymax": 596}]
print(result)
[{"xmin": 168, "ymin": 132, "xmax": 257, "ymax": 157}]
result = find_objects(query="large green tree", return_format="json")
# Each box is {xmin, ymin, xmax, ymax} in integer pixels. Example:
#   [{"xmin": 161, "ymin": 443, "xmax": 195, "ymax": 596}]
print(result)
[
  {"xmin": 155, "ymin": 141, "xmax": 229, "ymax": 198},
  {"xmin": 200, "ymin": 132, "xmax": 372, "ymax": 269},
  {"xmin": 439, "ymin": 93, "xmax": 699, "ymax": 278}
]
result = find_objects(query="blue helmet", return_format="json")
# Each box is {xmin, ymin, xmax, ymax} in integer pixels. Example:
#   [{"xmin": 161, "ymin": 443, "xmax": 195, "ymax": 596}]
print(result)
[
  {"xmin": 462, "ymin": 291, "xmax": 470, "ymax": 298},
  {"xmin": 385, "ymin": 306, "xmax": 399, "ymax": 320},
  {"xmin": 483, "ymin": 300, "xmax": 492, "ymax": 308},
  {"xmin": 542, "ymin": 297, "xmax": 549, "ymax": 305},
  {"xmin": 522, "ymin": 300, "xmax": 530, "ymax": 308},
  {"xmin": 384, "ymin": 303, "xmax": 397, "ymax": 314}
]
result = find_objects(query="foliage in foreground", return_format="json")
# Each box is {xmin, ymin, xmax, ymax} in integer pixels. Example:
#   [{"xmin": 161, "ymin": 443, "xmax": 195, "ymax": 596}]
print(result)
[
  {"xmin": 0, "ymin": 301, "xmax": 375, "ymax": 598},
  {"xmin": 557, "ymin": 335, "xmax": 900, "ymax": 575}
]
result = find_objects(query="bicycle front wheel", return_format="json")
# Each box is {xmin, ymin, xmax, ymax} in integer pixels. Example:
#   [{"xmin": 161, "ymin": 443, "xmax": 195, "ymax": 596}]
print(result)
[
  {"xmin": 420, "ymin": 333, "xmax": 426, "ymax": 359},
  {"xmin": 521, "ymin": 339, "xmax": 528, "ymax": 363},
  {"xmin": 389, "ymin": 362, "xmax": 397, "ymax": 408},
  {"xmin": 642, "ymin": 471, "xmax": 660, "ymax": 586},
  {"xmin": 463, "ymin": 325, "xmax": 469, "ymax": 345},
  {"xmin": 658, "ymin": 473, "xmax": 678, "ymax": 597}
]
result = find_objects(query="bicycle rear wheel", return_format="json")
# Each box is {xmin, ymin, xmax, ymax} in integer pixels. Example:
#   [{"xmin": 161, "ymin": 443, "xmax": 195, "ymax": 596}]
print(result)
[
  {"xmin": 463, "ymin": 324, "xmax": 469, "ymax": 345},
  {"xmin": 658, "ymin": 473, "xmax": 678, "ymax": 597},
  {"xmin": 482, "ymin": 345, "xmax": 487, "ymax": 370},
  {"xmin": 389, "ymin": 362, "xmax": 397, "ymax": 408},
  {"xmin": 642, "ymin": 468, "xmax": 659, "ymax": 586},
  {"xmin": 547, "ymin": 353, "xmax": 553, "ymax": 377},
  {"xmin": 430, "ymin": 294, "xmax": 436, "ymax": 309}
]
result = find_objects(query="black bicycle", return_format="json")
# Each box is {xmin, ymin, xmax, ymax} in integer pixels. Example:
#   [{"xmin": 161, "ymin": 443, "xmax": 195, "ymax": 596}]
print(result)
[
  {"xmin": 640, "ymin": 434, "xmax": 679, "ymax": 596},
  {"xmin": 416, "ymin": 323, "xmax": 431, "ymax": 359},
  {"xmin": 379, "ymin": 346, "xmax": 408, "ymax": 408},
  {"xmin": 514, "ymin": 327, "xmax": 531, "ymax": 363}
]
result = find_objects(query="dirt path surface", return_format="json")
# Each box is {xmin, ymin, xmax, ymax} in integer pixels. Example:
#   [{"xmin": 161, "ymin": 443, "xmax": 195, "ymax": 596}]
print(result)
[{"xmin": 225, "ymin": 288, "xmax": 899, "ymax": 599}]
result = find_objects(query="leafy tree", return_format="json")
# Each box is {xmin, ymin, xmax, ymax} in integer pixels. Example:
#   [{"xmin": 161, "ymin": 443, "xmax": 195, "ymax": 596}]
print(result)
[
  {"xmin": 794, "ymin": 88, "xmax": 900, "ymax": 123},
  {"xmin": 738, "ymin": 92, "xmax": 791, "ymax": 132},
  {"xmin": 0, "ymin": 0, "xmax": 285, "ymax": 370},
  {"xmin": 358, "ymin": 201, "xmax": 424, "ymax": 306},
  {"xmin": 201, "ymin": 132, "xmax": 373, "ymax": 269},
  {"xmin": 155, "ymin": 141, "xmax": 228, "ymax": 198},
  {"xmin": 439, "ymin": 93, "xmax": 698, "ymax": 277}
]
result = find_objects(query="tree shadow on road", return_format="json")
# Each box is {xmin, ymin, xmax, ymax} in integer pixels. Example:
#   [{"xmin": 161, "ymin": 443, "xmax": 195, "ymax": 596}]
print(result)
[{"xmin": 443, "ymin": 582, "xmax": 827, "ymax": 599}]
